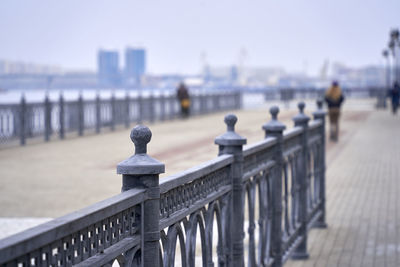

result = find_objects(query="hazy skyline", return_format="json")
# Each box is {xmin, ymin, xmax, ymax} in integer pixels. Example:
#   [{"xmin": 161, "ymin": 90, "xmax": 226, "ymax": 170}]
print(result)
[{"xmin": 0, "ymin": 0, "xmax": 399, "ymax": 76}]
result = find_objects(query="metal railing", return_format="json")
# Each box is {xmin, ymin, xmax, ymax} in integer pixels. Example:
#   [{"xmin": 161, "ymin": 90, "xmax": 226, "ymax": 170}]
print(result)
[
  {"xmin": 0, "ymin": 100, "xmax": 327, "ymax": 267},
  {"xmin": 261, "ymin": 87, "xmax": 384, "ymax": 102},
  {"xmin": 0, "ymin": 91, "xmax": 241, "ymax": 147}
]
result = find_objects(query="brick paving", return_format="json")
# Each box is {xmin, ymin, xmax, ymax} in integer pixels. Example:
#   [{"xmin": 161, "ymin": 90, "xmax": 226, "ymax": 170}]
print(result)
[
  {"xmin": 2, "ymin": 98, "xmax": 400, "ymax": 266},
  {"xmin": 286, "ymin": 108, "xmax": 400, "ymax": 267},
  {"xmin": 0, "ymin": 100, "xmax": 301, "ymax": 218}
]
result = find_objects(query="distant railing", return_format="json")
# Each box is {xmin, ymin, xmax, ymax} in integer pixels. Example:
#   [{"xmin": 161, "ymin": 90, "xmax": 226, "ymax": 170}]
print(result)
[
  {"xmin": 0, "ymin": 100, "xmax": 327, "ymax": 267},
  {"xmin": 262, "ymin": 87, "xmax": 384, "ymax": 102},
  {"xmin": 0, "ymin": 91, "xmax": 241, "ymax": 146}
]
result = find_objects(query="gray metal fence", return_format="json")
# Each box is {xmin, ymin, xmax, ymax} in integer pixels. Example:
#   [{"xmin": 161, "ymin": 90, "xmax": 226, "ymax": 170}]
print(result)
[
  {"xmin": 262, "ymin": 87, "xmax": 384, "ymax": 102},
  {"xmin": 0, "ymin": 91, "xmax": 241, "ymax": 147},
  {"xmin": 0, "ymin": 100, "xmax": 327, "ymax": 267}
]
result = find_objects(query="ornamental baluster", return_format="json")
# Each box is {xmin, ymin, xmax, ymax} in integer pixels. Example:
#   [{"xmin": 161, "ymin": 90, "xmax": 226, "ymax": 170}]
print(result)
[
  {"xmin": 291, "ymin": 101, "xmax": 310, "ymax": 259},
  {"xmin": 44, "ymin": 94, "xmax": 52, "ymax": 142},
  {"xmin": 215, "ymin": 114, "xmax": 247, "ymax": 267},
  {"xmin": 312, "ymin": 99, "xmax": 328, "ymax": 228},
  {"xmin": 117, "ymin": 125, "xmax": 165, "ymax": 266},
  {"xmin": 262, "ymin": 106, "xmax": 286, "ymax": 267}
]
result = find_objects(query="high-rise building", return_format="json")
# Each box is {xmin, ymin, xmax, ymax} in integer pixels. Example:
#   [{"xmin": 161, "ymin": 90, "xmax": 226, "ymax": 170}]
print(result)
[
  {"xmin": 125, "ymin": 48, "xmax": 146, "ymax": 85},
  {"xmin": 98, "ymin": 50, "xmax": 120, "ymax": 86}
]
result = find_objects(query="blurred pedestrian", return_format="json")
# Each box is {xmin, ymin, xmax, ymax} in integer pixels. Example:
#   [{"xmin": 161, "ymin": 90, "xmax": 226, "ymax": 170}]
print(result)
[
  {"xmin": 176, "ymin": 82, "xmax": 190, "ymax": 118},
  {"xmin": 325, "ymin": 81, "xmax": 345, "ymax": 142},
  {"xmin": 389, "ymin": 82, "xmax": 400, "ymax": 115}
]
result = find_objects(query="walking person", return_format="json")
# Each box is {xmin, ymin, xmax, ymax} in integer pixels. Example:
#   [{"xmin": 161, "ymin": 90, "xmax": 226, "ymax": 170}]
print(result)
[
  {"xmin": 325, "ymin": 81, "xmax": 345, "ymax": 142},
  {"xmin": 389, "ymin": 82, "xmax": 400, "ymax": 115},
  {"xmin": 176, "ymin": 82, "xmax": 190, "ymax": 118}
]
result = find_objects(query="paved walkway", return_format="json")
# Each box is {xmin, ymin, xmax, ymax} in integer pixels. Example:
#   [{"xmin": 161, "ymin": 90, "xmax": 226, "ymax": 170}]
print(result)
[
  {"xmin": 286, "ymin": 106, "xmax": 400, "ymax": 266},
  {"xmin": 0, "ymin": 100, "xmax": 315, "ymax": 218},
  {"xmin": 3, "ymin": 98, "xmax": 400, "ymax": 267}
]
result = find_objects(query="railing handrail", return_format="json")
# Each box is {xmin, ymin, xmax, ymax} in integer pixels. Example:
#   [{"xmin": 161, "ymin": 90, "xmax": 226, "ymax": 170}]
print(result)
[
  {"xmin": 0, "ymin": 188, "xmax": 146, "ymax": 264},
  {"xmin": 159, "ymin": 154, "xmax": 233, "ymax": 193},
  {"xmin": 283, "ymin": 126, "xmax": 303, "ymax": 141},
  {"xmin": 308, "ymin": 120, "xmax": 322, "ymax": 130},
  {"xmin": 243, "ymin": 136, "xmax": 277, "ymax": 157}
]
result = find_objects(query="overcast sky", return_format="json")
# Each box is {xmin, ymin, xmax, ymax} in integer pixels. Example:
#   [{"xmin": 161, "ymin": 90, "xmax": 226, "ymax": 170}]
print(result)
[{"xmin": 0, "ymin": 0, "xmax": 399, "ymax": 75}]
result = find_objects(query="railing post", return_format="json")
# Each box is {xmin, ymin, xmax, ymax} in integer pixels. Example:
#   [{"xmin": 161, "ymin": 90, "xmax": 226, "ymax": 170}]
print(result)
[
  {"xmin": 59, "ymin": 94, "xmax": 65, "ymax": 139},
  {"xmin": 19, "ymin": 94, "xmax": 26, "ymax": 146},
  {"xmin": 312, "ymin": 99, "xmax": 328, "ymax": 228},
  {"xmin": 95, "ymin": 94, "xmax": 101, "ymax": 134},
  {"xmin": 117, "ymin": 125, "xmax": 165, "ymax": 267},
  {"xmin": 149, "ymin": 93, "xmax": 155, "ymax": 123},
  {"xmin": 235, "ymin": 91, "xmax": 242, "ymax": 110},
  {"xmin": 213, "ymin": 93, "xmax": 219, "ymax": 112},
  {"xmin": 200, "ymin": 94, "xmax": 206, "ymax": 114},
  {"xmin": 138, "ymin": 94, "xmax": 143, "ymax": 124},
  {"xmin": 262, "ymin": 106, "xmax": 286, "ymax": 267},
  {"xmin": 110, "ymin": 93, "xmax": 116, "ymax": 131},
  {"xmin": 78, "ymin": 94, "xmax": 84, "ymax": 136},
  {"xmin": 291, "ymin": 101, "xmax": 310, "ymax": 259},
  {"xmin": 125, "ymin": 92, "xmax": 130, "ymax": 128},
  {"xmin": 44, "ymin": 94, "xmax": 51, "ymax": 142},
  {"xmin": 160, "ymin": 93, "xmax": 166, "ymax": 121},
  {"xmin": 215, "ymin": 114, "xmax": 247, "ymax": 267},
  {"xmin": 169, "ymin": 95, "xmax": 175, "ymax": 120},
  {"xmin": 205, "ymin": 94, "xmax": 210, "ymax": 114}
]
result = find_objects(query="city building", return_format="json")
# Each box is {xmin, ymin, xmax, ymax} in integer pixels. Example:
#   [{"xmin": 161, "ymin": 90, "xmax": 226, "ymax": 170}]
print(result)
[
  {"xmin": 124, "ymin": 48, "xmax": 146, "ymax": 86},
  {"xmin": 331, "ymin": 62, "xmax": 385, "ymax": 88},
  {"xmin": 97, "ymin": 50, "xmax": 120, "ymax": 87},
  {"xmin": 0, "ymin": 60, "xmax": 62, "ymax": 75}
]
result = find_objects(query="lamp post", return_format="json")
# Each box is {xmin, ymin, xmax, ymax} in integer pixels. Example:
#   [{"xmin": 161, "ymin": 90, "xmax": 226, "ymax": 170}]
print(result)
[
  {"xmin": 378, "ymin": 49, "xmax": 390, "ymax": 108},
  {"xmin": 383, "ymin": 49, "xmax": 390, "ymax": 87},
  {"xmin": 389, "ymin": 29, "xmax": 400, "ymax": 84}
]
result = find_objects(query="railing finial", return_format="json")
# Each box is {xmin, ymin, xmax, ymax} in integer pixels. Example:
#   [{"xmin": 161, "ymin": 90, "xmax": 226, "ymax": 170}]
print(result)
[
  {"xmin": 262, "ymin": 106, "xmax": 286, "ymax": 136},
  {"xmin": 317, "ymin": 99, "xmax": 323, "ymax": 110},
  {"xmin": 215, "ymin": 114, "xmax": 246, "ymax": 150},
  {"xmin": 293, "ymin": 101, "xmax": 310, "ymax": 126},
  {"xmin": 117, "ymin": 125, "xmax": 163, "ymax": 266},
  {"xmin": 131, "ymin": 125, "xmax": 152, "ymax": 155},
  {"xmin": 298, "ymin": 101, "xmax": 305, "ymax": 113},
  {"xmin": 270, "ymin": 106, "xmax": 279, "ymax": 120},
  {"xmin": 224, "ymin": 113, "xmax": 237, "ymax": 132},
  {"xmin": 117, "ymin": 125, "xmax": 164, "ymax": 175}
]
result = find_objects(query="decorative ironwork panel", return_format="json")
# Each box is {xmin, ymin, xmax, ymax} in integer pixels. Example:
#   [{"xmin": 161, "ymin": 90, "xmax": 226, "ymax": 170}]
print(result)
[
  {"xmin": 99, "ymin": 100, "xmax": 112, "ymax": 127},
  {"xmin": 281, "ymin": 127, "xmax": 304, "ymax": 257},
  {"xmin": 112, "ymin": 99, "xmax": 128, "ymax": 125},
  {"xmin": 306, "ymin": 136, "xmax": 323, "ymax": 224},
  {"xmin": 160, "ymin": 166, "xmax": 231, "ymax": 221},
  {"xmin": 64, "ymin": 101, "xmax": 79, "ymax": 132},
  {"xmin": 0, "ymin": 104, "xmax": 19, "ymax": 143},
  {"xmin": 283, "ymin": 131, "xmax": 302, "ymax": 156},
  {"xmin": 83, "ymin": 101, "xmax": 96, "ymax": 130},
  {"xmin": 50, "ymin": 103, "xmax": 61, "ymax": 133},
  {"xmin": 243, "ymin": 146, "xmax": 276, "ymax": 177},
  {"xmin": 281, "ymin": 152, "xmax": 302, "ymax": 254},
  {"xmin": 159, "ymin": 164, "xmax": 231, "ymax": 266},
  {"xmin": 129, "ymin": 98, "xmax": 141, "ymax": 123},
  {"xmin": 0, "ymin": 190, "xmax": 145, "ymax": 267},
  {"xmin": 26, "ymin": 103, "xmax": 45, "ymax": 137},
  {"xmin": 307, "ymin": 121, "xmax": 322, "ymax": 143},
  {"xmin": 160, "ymin": 198, "xmax": 229, "ymax": 267},
  {"xmin": 243, "ymin": 167, "xmax": 274, "ymax": 266}
]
